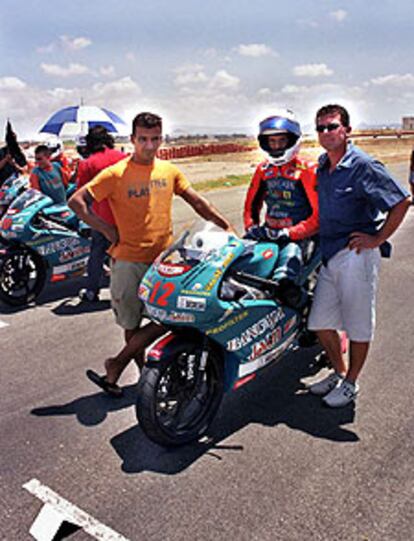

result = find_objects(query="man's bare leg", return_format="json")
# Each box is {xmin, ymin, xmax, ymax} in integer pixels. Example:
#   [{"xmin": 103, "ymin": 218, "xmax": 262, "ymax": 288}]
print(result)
[
  {"xmin": 316, "ymin": 329, "xmax": 347, "ymax": 376},
  {"xmin": 346, "ymin": 340, "xmax": 370, "ymax": 383},
  {"xmin": 124, "ymin": 328, "xmax": 145, "ymax": 370},
  {"xmin": 104, "ymin": 322, "xmax": 166, "ymax": 384}
]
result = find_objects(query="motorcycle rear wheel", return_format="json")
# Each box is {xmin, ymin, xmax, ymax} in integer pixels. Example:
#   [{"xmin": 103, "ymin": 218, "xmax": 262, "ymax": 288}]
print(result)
[
  {"xmin": 0, "ymin": 248, "xmax": 46, "ymax": 306},
  {"xmin": 137, "ymin": 343, "xmax": 224, "ymax": 447}
]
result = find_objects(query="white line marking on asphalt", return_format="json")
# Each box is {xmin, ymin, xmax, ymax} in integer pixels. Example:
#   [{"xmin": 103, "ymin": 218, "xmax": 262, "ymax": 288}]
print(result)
[
  {"xmin": 23, "ymin": 478, "xmax": 131, "ymax": 541},
  {"xmin": 0, "ymin": 319, "xmax": 9, "ymax": 328}
]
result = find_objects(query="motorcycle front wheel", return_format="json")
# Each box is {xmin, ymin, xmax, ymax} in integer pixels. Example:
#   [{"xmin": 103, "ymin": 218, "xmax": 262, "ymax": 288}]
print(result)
[
  {"xmin": 137, "ymin": 343, "xmax": 224, "ymax": 447},
  {"xmin": 0, "ymin": 248, "xmax": 46, "ymax": 306}
]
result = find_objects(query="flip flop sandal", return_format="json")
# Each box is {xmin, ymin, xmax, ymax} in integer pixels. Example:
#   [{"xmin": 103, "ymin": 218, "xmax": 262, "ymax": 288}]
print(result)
[{"xmin": 86, "ymin": 369, "xmax": 123, "ymax": 397}]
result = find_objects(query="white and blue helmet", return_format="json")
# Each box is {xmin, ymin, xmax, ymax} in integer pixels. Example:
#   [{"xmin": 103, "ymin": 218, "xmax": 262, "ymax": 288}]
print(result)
[{"xmin": 258, "ymin": 109, "xmax": 302, "ymax": 165}]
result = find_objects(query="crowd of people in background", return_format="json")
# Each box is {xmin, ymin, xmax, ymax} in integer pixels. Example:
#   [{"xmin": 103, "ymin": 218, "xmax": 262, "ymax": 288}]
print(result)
[{"xmin": 0, "ymin": 103, "xmax": 411, "ymax": 408}]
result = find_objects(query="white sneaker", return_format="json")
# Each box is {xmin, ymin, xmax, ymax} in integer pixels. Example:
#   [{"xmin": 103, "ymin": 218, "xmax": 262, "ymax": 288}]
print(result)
[
  {"xmin": 322, "ymin": 380, "xmax": 359, "ymax": 408},
  {"xmin": 308, "ymin": 372, "xmax": 343, "ymax": 396}
]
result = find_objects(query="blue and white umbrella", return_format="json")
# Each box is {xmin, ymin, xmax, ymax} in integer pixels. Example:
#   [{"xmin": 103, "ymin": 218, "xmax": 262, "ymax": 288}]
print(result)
[{"xmin": 39, "ymin": 105, "xmax": 128, "ymax": 137}]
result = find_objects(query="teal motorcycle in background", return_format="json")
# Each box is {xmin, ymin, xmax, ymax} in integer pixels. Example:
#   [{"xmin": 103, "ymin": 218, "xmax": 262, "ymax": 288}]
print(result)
[
  {"xmin": 0, "ymin": 187, "xmax": 90, "ymax": 306},
  {"xmin": 136, "ymin": 227, "xmax": 321, "ymax": 447}
]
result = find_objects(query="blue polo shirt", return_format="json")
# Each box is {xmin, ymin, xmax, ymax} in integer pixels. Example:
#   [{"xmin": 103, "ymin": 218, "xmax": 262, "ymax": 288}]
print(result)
[{"xmin": 317, "ymin": 143, "xmax": 409, "ymax": 262}]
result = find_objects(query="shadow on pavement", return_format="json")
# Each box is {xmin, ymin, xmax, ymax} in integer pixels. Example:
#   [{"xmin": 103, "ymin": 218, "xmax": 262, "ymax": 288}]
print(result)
[
  {"xmin": 52, "ymin": 298, "xmax": 111, "ymax": 316},
  {"xmin": 31, "ymin": 384, "xmax": 138, "ymax": 426},
  {"xmin": 110, "ymin": 346, "xmax": 358, "ymax": 475},
  {"xmin": 0, "ymin": 276, "xmax": 110, "ymax": 315},
  {"xmin": 30, "ymin": 347, "xmax": 358, "ymax": 475}
]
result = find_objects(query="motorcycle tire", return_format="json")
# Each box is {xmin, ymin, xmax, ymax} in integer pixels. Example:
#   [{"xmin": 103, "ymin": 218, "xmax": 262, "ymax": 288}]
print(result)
[
  {"xmin": 136, "ymin": 343, "xmax": 224, "ymax": 447},
  {"xmin": 0, "ymin": 248, "xmax": 46, "ymax": 306}
]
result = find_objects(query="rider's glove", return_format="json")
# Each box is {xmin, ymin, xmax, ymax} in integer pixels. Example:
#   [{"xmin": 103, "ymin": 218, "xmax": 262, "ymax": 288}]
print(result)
[
  {"xmin": 244, "ymin": 225, "xmax": 267, "ymax": 241},
  {"xmin": 264, "ymin": 227, "xmax": 291, "ymax": 246}
]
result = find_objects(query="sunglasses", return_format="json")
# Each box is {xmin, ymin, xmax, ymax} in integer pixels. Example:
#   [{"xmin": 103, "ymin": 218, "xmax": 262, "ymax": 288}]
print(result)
[{"xmin": 315, "ymin": 122, "xmax": 342, "ymax": 133}]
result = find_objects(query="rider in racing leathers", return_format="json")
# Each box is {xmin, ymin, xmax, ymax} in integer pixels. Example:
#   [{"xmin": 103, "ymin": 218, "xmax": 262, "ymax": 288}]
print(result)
[{"xmin": 243, "ymin": 110, "xmax": 319, "ymax": 307}]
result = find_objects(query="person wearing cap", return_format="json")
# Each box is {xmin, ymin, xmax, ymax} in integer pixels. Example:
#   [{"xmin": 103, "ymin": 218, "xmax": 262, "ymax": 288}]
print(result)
[
  {"xmin": 75, "ymin": 125, "xmax": 126, "ymax": 302},
  {"xmin": 243, "ymin": 109, "xmax": 319, "ymax": 307}
]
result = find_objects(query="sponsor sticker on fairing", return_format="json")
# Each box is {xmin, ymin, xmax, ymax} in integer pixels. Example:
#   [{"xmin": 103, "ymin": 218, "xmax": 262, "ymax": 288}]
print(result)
[
  {"xmin": 158, "ymin": 263, "xmax": 191, "ymax": 276},
  {"xmin": 138, "ymin": 283, "xmax": 150, "ymax": 301},
  {"xmin": 146, "ymin": 305, "xmax": 167, "ymax": 321},
  {"xmin": 165, "ymin": 311, "xmax": 195, "ymax": 323},
  {"xmin": 177, "ymin": 295, "xmax": 206, "ymax": 311}
]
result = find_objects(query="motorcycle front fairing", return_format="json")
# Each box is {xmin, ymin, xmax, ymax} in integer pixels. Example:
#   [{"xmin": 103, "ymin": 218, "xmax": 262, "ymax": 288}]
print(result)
[
  {"xmin": 140, "ymin": 231, "xmax": 303, "ymax": 390},
  {"xmin": 0, "ymin": 189, "xmax": 91, "ymax": 278}
]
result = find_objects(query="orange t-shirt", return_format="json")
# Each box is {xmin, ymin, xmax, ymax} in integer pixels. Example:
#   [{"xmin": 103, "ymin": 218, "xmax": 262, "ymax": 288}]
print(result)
[{"xmin": 87, "ymin": 157, "xmax": 191, "ymax": 263}]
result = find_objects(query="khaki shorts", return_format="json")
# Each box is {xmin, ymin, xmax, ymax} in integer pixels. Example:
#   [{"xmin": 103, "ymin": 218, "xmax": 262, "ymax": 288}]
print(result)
[
  {"xmin": 308, "ymin": 248, "xmax": 381, "ymax": 342},
  {"xmin": 110, "ymin": 259, "xmax": 150, "ymax": 330}
]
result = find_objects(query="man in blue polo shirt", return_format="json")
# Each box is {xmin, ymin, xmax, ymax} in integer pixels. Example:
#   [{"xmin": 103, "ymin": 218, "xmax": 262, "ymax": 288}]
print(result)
[{"xmin": 307, "ymin": 104, "xmax": 410, "ymax": 408}]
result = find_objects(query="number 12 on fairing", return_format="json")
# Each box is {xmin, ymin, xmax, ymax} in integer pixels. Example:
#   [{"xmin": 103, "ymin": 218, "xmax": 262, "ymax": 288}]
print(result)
[{"xmin": 148, "ymin": 281, "xmax": 175, "ymax": 306}]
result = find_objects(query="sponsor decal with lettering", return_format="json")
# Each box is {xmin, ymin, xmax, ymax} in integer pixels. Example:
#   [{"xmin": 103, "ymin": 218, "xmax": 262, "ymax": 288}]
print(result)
[
  {"xmin": 165, "ymin": 312, "xmax": 195, "ymax": 323},
  {"xmin": 158, "ymin": 263, "xmax": 190, "ymax": 277},
  {"xmin": 204, "ymin": 252, "xmax": 235, "ymax": 292},
  {"xmin": 262, "ymin": 249, "xmax": 274, "ymax": 260},
  {"xmin": 226, "ymin": 308, "xmax": 285, "ymax": 351},
  {"xmin": 283, "ymin": 315, "xmax": 297, "ymax": 335},
  {"xmin": 248, "ymin": 326, "xmax": 283, "ymax": 360},
  {"xmin": 206, "ymin": 310, "xmax": 249, "ymax": 336},
  {"xmin": 181, "ymin": 288, "xmax": 210, "ymax": 297},
  {"xmin": 177, "ymin": 295, "xmax": 206, "ymax": 311},
  {"xmin": 146, "ymin": 305, "xmax": 168, "ymax": 321},
  {"xmin": 138, "ymin": 283, "xmax": 150, "ymax": 301},
  {"xmin": 38, "ymin": 238, "xmax": 81, "ymax": 256},
  {"xmin": 238, "ymin": 333, "xmax": 296, "ymax": 378}
]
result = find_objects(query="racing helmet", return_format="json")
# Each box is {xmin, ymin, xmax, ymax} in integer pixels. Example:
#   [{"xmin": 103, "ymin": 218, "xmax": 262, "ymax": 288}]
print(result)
[
  {"xmin": 45, "ymin": 136, "xmax": 63, "ymax": 160},
  {"xmin": 258, "ymin": 109, "xmax": 302, "ymax": 165}
]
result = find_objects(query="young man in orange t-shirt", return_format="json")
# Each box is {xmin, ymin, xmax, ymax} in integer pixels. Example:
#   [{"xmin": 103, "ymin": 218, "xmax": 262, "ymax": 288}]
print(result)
[{"xmin": 69, "ymin": 112, "xmax": 235, "ymax": 396}]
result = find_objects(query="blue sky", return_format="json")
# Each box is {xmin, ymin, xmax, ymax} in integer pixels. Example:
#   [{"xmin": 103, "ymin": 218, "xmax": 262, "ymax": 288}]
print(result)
[{"xmin": 1, "ymin": 0, "xmax": 414, "ymax": 137}]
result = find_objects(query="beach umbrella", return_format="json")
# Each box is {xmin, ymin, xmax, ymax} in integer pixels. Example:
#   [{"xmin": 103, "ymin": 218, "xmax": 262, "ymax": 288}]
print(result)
[{"xmin": 39, "ymin": 105, "xmax": 128, "ymax": 137}]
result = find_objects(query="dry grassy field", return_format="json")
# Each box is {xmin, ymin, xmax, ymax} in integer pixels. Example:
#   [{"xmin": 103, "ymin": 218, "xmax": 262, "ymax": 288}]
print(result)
[{"xmin": 172, "ymin": 135, "xmax": 413, "ymax": 188}]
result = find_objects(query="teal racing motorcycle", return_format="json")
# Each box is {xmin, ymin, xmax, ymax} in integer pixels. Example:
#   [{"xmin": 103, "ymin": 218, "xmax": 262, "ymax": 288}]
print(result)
[
  {"xmin": 0, "ymin": 187, "xmax": 90, "ymax": 306},
  {"xmin": 136, "ymin": 227, "xmax": 320, "ymax": 447}
]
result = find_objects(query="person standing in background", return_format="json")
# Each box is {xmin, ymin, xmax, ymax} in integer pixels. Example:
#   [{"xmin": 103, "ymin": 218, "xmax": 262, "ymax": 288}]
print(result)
[{"xmin": 75, "ymin": 125, "xmax": 126, "ymax": 302}]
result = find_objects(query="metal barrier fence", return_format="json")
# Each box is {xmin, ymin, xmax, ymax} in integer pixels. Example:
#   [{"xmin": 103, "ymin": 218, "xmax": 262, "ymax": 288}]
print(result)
[{"xmin": 157, "ymin": 143, "xmax": 256, "ymax": 160}]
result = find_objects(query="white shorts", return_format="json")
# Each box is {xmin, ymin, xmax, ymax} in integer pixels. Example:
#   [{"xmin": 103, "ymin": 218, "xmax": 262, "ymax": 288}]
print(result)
[
  {"xmin": 110, "ymin": 259, "xmax": 149, "ymax": 330},
  {"xmin": 308, "ymin": 248, "xmax": 381, "ymax": 342}
]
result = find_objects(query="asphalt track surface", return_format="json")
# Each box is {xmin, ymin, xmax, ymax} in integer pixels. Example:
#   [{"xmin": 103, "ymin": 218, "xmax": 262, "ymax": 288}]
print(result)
[{"xmin": 1, "ymin": 162, "xmax": 413, "ymax": 540}]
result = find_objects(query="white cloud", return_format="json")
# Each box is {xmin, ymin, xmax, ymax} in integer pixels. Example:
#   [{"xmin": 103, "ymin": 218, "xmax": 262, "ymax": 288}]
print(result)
[
  {"xmin": 125, "ymin": 52, "xmax": 136, "ymax": 62},
  {"xmin": 0, "ymin": 75, "xmax": 142, "ymax": 139},
  {"xmin": 0, "ymin": 77, "xmax": 27, "ymax": 90},
  {"xmin": 293, "ymin": 63, "xmax": 333, "ymax": 77},
  {"xmin": 330, "ymin": 9, "xmax": 347, "ymax": 22},
  {"xmin": 40, "ymin": 63, "xmax": 91, "ymax": 77},
  {"xmin": 99, "ymin": 65, "xmax": 115, "ymax": 77},
  {"xmin": 257, "ymin": 88, "xmax": 272, "ymax": 96},
  {"xmin": 370, "ymin": 73, "xmax": 414, "ymax": 86},
  {"xmin": 60, "ymin": 35, "xmax": 92, "ymax": 50},
  {"xmin": 236, "ymin": 43, "xmax": 278, "ymax": 58},
  {"xmin": 209, "ymin": 70, "xmax": 240, "ymax": 90},
  {"xmin": 174, "ymin": 64, "xmax": 208, "ymax": 86},
  {"xmin": 298, "ymin": 19, "xmax": 319, "ymax": 28},
  {"xmin": 36, "ymin": 43, "xmax": 55, "ymax": 54}
]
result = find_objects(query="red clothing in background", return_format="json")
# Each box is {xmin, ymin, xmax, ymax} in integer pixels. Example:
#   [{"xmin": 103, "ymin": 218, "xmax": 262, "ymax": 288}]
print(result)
[{"xmin": 76, "ymin": 147, "xmax": 126, "ymax": 225}]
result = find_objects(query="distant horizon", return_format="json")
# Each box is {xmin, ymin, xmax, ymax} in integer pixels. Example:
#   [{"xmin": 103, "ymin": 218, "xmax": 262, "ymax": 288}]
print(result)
[{"xmin": 1, "ymin": 121, "xmax": 410, "ymax": 146}]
